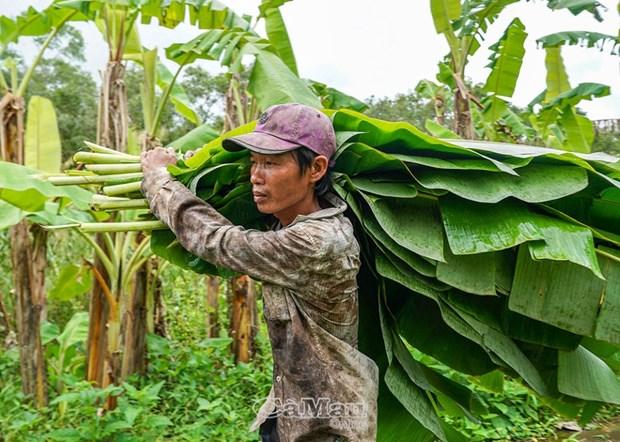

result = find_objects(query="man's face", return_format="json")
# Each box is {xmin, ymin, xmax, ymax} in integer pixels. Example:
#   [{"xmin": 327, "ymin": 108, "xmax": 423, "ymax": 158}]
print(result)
[{"xmin": 249, "ymin": 151, "xmax": 315, "ymax": 218}]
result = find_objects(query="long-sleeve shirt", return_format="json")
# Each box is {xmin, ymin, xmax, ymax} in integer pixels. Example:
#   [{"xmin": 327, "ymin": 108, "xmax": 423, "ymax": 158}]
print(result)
[{"xmin": 142, "ymin": 167, "xmax": 379, "ymax": 442}]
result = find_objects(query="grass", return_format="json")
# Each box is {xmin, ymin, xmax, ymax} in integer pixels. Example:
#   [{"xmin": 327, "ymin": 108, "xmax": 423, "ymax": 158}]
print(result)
[{"xmin": 0, "ymin": 231, "xmax": 618, "ymax": 441}]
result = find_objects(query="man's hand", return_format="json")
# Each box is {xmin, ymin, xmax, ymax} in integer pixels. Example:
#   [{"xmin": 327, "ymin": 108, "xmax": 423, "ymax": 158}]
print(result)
[
  {"xmin": 140, "ymin": 147, "xmax": 177, "ymax": 174},
  {"xmin": 140, "ymin": 147, "xmax": 177, "ymax": 201}
]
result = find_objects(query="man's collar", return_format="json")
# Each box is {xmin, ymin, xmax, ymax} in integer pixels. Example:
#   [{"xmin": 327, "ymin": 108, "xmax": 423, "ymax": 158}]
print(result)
[{"xmin": 275, "ymin": 192, "xmax": 347, "ymax": 229}]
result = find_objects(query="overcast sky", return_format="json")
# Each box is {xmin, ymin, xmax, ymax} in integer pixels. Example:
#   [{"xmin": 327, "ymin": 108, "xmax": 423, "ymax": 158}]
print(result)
[{"xmin": 2, "ymin": 0, "xmax": 619, "ymax": 119}]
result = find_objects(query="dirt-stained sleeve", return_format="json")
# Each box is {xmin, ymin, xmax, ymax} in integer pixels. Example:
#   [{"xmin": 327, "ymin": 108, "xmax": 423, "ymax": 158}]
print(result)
[{"xmin": 141, "ymin": 168, "xmax": 319, "ymax": 290}]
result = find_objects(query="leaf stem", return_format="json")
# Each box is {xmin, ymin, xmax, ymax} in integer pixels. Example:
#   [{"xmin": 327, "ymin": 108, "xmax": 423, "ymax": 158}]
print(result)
[
  {"xmin": 102, "ymin": 181, "xmax": 142, "ymax": 196},
  {"xmin": 85, "ymin": 163, "xmax": 143, "ymax": 174},
  {"xmin": 16, "ymin": 11, "xmax": 77, "ymax": 97},
  {"xmin": 74, "ymin": 152, "xmax": 140, "ymax": 164}
]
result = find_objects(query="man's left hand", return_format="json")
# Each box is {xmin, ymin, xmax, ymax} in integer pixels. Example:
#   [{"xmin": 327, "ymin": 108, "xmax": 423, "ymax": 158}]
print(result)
[{"xmin": 141, "ymin": 147, "xmax": 177, "ymax": 174}]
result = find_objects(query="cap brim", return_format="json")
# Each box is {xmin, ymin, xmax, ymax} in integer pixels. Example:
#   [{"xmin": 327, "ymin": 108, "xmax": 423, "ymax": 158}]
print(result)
[{"xmin": 222, "ymin": 132, "xmax": 301, "ymax": 154}]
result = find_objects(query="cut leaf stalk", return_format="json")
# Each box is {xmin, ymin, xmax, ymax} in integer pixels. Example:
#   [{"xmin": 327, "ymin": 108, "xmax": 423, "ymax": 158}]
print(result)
[
  {"xmin": 85, "ymin": 164, "xmax": 143, "ymax": 174},
  {"xmin": 47, "ymin": 172, "xmax": 143, "ymax": 186},
  {"xmin": 91, "ymin": 199, "xmax": 149, "ymax": 211},
  {"xmin": 73, "ymin": 152, "xmax": 140, "ymax": 164},
  {"xmin": 103, "ymin": 181, "xmax": 143, "ymax": 197}
]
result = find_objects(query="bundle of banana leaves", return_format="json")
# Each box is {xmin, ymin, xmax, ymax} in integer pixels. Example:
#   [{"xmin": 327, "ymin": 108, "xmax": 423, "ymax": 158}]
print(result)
[{"xmin": 52, "ymin": 109, "xmax": 620, "ymax": 441}]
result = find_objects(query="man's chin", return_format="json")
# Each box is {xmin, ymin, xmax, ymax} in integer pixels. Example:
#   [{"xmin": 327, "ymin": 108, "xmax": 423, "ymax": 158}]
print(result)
[{"xmin": 255, "ymin": 203, "xmax": 274, "ymax": 214}]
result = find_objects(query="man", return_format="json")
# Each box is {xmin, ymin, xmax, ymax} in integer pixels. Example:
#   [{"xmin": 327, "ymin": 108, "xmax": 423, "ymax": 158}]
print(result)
[{"xmin": 140, "ymin": 103, "xmax": 379, "ymax": 441}]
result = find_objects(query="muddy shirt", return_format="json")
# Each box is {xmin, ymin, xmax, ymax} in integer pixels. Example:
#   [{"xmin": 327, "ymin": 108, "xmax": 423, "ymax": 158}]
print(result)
[{"xmin": 142, "ymin": 167, "xmax": 379, "ymax": 442}]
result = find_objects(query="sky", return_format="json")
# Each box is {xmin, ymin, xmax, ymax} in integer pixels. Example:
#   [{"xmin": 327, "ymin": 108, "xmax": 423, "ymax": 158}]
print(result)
[{"xmin": 2, "ymin": 0, "xmax": 619, "ymax": 119}]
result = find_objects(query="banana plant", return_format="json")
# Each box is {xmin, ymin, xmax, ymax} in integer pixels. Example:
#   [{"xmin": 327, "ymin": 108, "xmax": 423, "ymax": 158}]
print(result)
[
  {"xmin": 0, "ymin": 3, "xmax": 88, "ymax": 408},
  {"xmin": 482, "ymin": 34, "xmax": 614, "ymax": 151},
  {"xmin": 427, "ymin": 0, "xmax": 607, "ymax": 139},
  {"xmin": 524, "ymin": 31, "xmax": 618, "ymax": 151},
  {"xmin": 53, "ymin": 0, "xmax": 262, "ymax": 398},
  {"xmin": 42, "ymin": 310, "xmax": 89, "ymax": 416}
]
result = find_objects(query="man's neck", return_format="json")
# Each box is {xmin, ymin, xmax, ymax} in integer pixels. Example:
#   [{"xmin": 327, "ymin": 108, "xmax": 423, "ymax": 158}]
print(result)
[{"xmin": 275, "ymin": 193, "xmax": 322, "ymax": 227}]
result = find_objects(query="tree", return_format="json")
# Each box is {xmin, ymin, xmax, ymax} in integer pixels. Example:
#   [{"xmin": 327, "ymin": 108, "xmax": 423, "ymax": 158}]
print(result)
[
  {"xmin": 27, "ymin": 26, "xmax": 98, "ymax": 163},
  {"xmin": 0, "ymin": 3, "xmax": 84, "ymax": 408},
  {"xmin": 124, "ymin": 63, "xmax": 228, "ymax": 145},
  {"xmin": 427, "ymin": 0, "xmax": 608, "ymax": 139},
  {"xmin": 365, "ymin": 90, "xmax": 441, "ymax": 130}
]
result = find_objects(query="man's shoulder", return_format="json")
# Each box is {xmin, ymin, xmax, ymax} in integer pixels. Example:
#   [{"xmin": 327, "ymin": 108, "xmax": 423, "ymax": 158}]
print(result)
[{"xmin": 294, "ymin": 214, "xmax": 359, "ymax": 257}]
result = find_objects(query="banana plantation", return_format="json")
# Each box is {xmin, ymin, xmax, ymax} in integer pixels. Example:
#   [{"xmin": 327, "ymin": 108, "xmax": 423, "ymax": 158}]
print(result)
[{"xmin": 0, "ymin": 0, "xmax": 619, "ymax": 441}]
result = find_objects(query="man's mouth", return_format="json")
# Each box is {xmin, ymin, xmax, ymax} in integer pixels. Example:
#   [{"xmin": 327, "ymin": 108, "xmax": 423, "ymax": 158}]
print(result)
[{"xmin": 253, "ymin": 191, "xmax": 268, "ymax": 203}]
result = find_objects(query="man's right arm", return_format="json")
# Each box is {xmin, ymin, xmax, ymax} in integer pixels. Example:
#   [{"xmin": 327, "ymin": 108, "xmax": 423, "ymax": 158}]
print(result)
[{"xmin": 143, "ymin": 173, "xmax": 325, "ymax": 291}]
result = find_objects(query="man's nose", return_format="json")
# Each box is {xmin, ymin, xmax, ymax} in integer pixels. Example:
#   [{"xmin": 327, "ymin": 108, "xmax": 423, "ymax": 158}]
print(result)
[{"xmin": 250, "ymin": 165, "xmax": 264, "ymax": 185}]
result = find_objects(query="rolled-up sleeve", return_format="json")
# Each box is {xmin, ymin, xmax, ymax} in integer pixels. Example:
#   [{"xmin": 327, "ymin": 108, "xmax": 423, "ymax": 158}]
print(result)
[{"xmin": 142, "ymin": 170, "xmax": 319, "ymax": 290}]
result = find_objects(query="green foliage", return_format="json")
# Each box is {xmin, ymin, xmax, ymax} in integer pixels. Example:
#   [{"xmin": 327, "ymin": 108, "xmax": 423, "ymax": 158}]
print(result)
[
  {"xmin": 165, "ymin": 28, "xmax": 321, "ymax": 110},
  {"xmin": 545, "ymin": 0, "xmax": 606, "ymax": 21},
  {"xmin": 593, "ymin": 130, "xmax": 620, "ymax": 156},
  {"xmin": 482, "ymin": 18, "xmax": 527, "ymax": 98},
  {"xmin": 537, "ymin": 31, "xmax": 620, "ymax": 55},
  {"xmin": 260, "ymin": 0, "xmax": 298, "ymax": 76},
  {"xmin": 365, "ymin": 90, "xmax": 442, "ymax": 130},
  {"xmin": 125, "ymin": 64, "xmax": 228, "ymax": 145},
  {"xmin": 446, "ymin": 375, "xmax": 560, "ymax": 441},
  {"xmin": 26, "ymin": 26, "xmax": 98, "ymax": 164},
  {"xmin": 307, "ymin": 79, "xmax": 368, "ymax": 112},
  {"xmin": 48, "ymin": 263, "xmax": 92, "ymax": 302},
  {"xmin": 24, "ymin": 96, "xmax": 62, "ymax": 173},
  {"xmin": 0, "ymin": 263, "xmax": 273, "ymax": 442}
]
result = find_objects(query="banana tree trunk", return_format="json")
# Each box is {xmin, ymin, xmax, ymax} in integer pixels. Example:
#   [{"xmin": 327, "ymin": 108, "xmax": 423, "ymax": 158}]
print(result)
[
  {"xmin": 0, "ymin": 93, "xmax": 24, "ymax": 164},
  {"xmin": 86, "ymin": 250, "xmax": 110, "ymax": 386},
  {"xmin": 454, "ymin": 88, "xmax": 474, "ymax": 139},
  {"xmin": 1, "ymin": 93, "xmax": 48, "ymax": 408},
  {"xmin": 121, "ymin": 254, "xmax": 147, "ymax": 379},
  {"xmin": 205, "ymin": 276, "xmax": 220, "ymax": 338},
  {"xmin": 229, "ymin": 275, "xmax": 256, "ymax": 364},
  {"xmin": 10, "ymin": 221, "xmax": 48, "ymax": 408},
  {"xmin": 87, "ymin": 61, "xmax": 129, "ymax": 397},
  {"xmin": 146, "ymin": 257, "xmax": 168, "ymax": 337},
  {"xmin": 97, "ymin": 62, "xmax": 128, "ymax": 153}
]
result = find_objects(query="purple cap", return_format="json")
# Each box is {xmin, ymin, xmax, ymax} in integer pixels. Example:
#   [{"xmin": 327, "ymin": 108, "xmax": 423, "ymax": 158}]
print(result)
[{"xmin": 222, "ymin": 103, "xmax": 336, "ymax": 165}]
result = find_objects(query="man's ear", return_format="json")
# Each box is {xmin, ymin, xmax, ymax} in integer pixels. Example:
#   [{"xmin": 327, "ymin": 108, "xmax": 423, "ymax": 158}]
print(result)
[{"xmin": 309, "ymin": 155, "xmax": 329, "ymax": 183}]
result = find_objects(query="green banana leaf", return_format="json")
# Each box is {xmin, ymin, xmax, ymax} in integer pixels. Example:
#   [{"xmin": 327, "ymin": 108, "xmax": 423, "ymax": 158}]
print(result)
[
  {"xmin": 25, "ymin": 96, "xmax": 62, "ymax": 174},
  {"xmin": 0, "ymin": 161, "xmax": 92, "ymax": 212},
  {"xmin": 537, "ymin": 31, "xmax": 619, "ymax": 55},
  {"xmin": 510, "ymin": 246, "xmax": 619, "ymax": 344},
  {"xmin": 558, "ymin": 346, "xmax": 620, "ymax": 403},
  {"xmin": 541, "ymin": 82, "xmax": 611, "ymax": 111},
  {"xmin": 168, "ymin": 123, "xmax": 220, "ymax": 152},
  {"xmin": 249, "ymin": 49, "xmax": 321, "ymax": 109},
  {"xmin": 156, "ymin": 62, "xmax": 201, "ymax": 126},
  {"xmin": 0, "ymin": 200, "xmax": 24, "ymax": 229},
  {"xmin": 482, "ymin": 18, "xmax": 527, "ymax": 98},
  {"xmin": 544, "ymin": 47, "xmax": 571, "ymax": 102},
  {"xmin": 261, "ymin": 0, "xmax": 298, "ymax": 76},
  {"xmin": 430, "ymin": 0, "xmax": 461, "ymax": 34}
]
